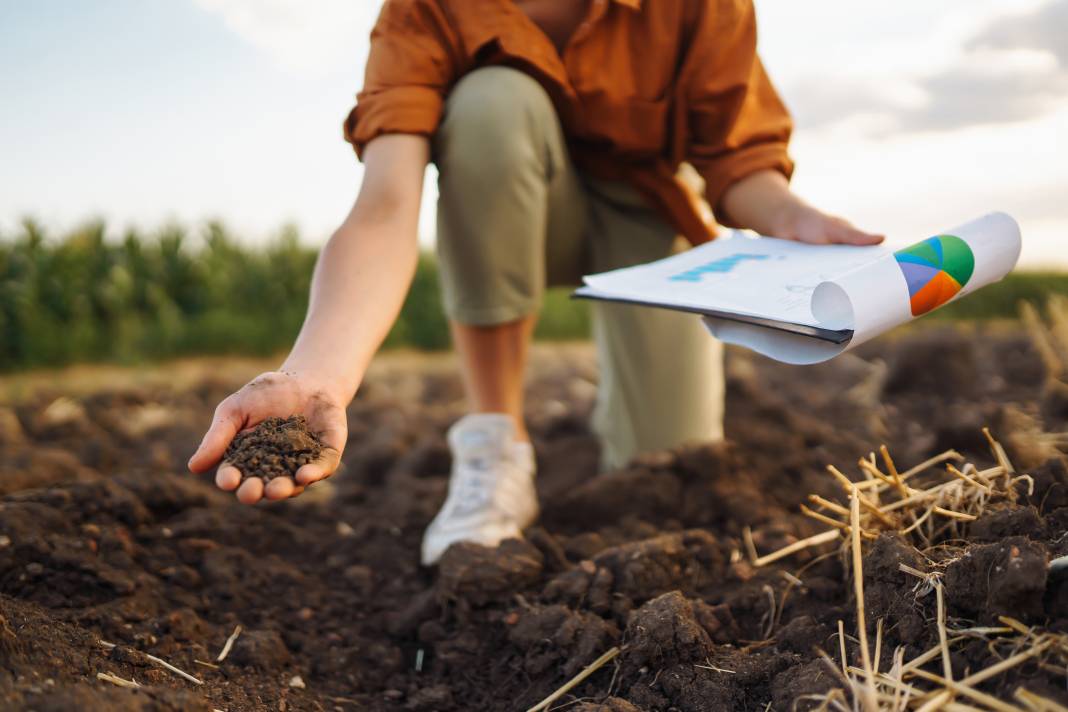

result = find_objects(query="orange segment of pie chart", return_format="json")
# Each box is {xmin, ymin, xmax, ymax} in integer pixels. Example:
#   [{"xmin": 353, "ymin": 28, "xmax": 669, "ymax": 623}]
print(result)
[{"xmin": 909, "ymin": 270, "xmax": 962, "ymax": 315}]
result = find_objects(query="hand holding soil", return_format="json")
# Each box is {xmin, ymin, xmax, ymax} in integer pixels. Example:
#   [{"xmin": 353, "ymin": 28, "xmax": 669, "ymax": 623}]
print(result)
[{"xmin": 187, "ymin": 371, "xmax": 346, "ymax": 504}]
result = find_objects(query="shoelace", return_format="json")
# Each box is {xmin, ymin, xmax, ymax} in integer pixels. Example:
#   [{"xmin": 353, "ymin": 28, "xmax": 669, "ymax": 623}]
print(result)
[{"xmin": 450, "ymin": 452, "xmax": 503, "ymax": 517}]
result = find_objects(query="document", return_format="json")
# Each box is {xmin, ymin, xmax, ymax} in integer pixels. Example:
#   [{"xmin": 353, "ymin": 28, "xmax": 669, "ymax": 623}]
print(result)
[{"xmin": 574, "ymin": 212, "xmax": 1022, "ymax": 364}]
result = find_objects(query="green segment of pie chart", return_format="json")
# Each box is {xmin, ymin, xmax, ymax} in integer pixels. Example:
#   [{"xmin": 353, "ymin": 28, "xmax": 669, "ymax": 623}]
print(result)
[{"xmin": 937, "ymin": 235, "xmax": 975, "ymax": 286}]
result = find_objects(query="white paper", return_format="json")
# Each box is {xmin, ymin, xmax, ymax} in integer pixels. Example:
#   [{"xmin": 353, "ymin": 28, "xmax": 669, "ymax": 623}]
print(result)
[{"xmin": 577, "ymin": 212, "xmax": 1022, "ymax": 364}]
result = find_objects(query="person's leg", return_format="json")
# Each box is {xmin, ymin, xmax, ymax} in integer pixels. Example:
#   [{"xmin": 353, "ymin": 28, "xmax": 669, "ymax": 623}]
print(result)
[
  {"xmin": 435, "ymin": 66, "xmax": 586, "ymax": 441},
  {"xmin": 585, "ymin": 180, "xmax": 726, "ymax": 470},
  {"xmin": 423, "ymin": 66, "xmax": 587, "ymax": 564},
  {"xmin": 449, "ymin": 318, "xmax": 536, "ymax": 441}
]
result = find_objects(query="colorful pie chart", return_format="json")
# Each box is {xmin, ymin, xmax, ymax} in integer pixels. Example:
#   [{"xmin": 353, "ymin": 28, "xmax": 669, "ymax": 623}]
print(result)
[{"xmin": 895, "ymin": 235, "xmax": 975, "ymax": 316}]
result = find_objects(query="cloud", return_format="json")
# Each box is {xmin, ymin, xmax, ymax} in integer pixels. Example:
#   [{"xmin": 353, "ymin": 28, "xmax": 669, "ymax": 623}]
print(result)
[
  {"xmin": 191, "ymin": 0, "xmax": 383, "ymax": 78},
  {"xmin": 786, "ymin": 0, "xmax": 1068, "ymax": 133},
  {"xmin": 969, "ymin": 0, "xmax": 1068, "ymax": 63},
  {"xmin": 784, "ymin": 78, "xmax": 921, "ymax": 132},
  {"xmin": 897, "ymin": 60, "xmax": 1068, "ymax": 132}
]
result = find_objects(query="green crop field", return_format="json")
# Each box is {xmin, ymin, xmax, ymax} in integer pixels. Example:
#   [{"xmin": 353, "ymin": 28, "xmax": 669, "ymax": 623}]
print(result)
[{"xmin": 1, "ymin": 219, "xmax": 1064, "ymax": 372}]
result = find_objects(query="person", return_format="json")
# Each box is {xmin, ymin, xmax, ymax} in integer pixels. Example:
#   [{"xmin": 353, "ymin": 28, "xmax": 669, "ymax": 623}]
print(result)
[{"xmin": 187, "ymin": 0, "xmax": 883, "ymax": 565}]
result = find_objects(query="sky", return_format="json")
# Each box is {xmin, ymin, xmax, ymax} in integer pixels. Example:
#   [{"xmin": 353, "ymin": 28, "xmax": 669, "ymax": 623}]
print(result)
[{"xmin": 0, "ymin": 0, "xmax": 1065, "ymax": 266}]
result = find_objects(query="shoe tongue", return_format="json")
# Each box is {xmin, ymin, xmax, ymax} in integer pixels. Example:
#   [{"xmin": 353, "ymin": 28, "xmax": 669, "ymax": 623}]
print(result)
[
  {"xmin": 457, "ymin": 427, "xmax": 500, "ymax": 448},
  {"xmin": 455, "ymin": 432, "xmax": 505, "ymax": 464},
  {"xmin": 450, "ymin": 414, "xmax": 514, "ymax": 454}
]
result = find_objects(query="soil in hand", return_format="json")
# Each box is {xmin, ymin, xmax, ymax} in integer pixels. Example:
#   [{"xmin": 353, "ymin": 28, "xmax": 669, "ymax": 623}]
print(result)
[{"xmin": 223, "ymin": 415, "xmax": 322, "ymax": 481}]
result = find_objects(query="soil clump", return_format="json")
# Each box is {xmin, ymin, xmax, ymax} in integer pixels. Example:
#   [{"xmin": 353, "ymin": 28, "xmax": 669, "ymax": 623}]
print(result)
[{"xmin": 222, "ymin": 415, "xmax": 322, "ymax": 481}]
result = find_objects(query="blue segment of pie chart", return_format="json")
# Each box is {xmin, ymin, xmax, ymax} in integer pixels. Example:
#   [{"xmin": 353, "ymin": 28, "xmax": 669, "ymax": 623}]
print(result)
[
  {"xmin": 929, "ymin": 237, "xmax": 943, "ymax": 262},
  {"xmin": 895, "ymin": 252, "xmax": 939, "ymax": 268},
  {"xmin": 898, "ymin": 260, "xmax": 941, "ymax": 295}
]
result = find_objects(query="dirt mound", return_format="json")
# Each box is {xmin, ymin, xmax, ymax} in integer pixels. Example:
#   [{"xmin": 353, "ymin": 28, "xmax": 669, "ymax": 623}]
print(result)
[
  {"xmin": 223, "ymin": 415, "xmax": 322, "ymax": 481},
  {"xmin": 1, "ymin": 331, "xmax": 1067, "ymax": 710},
  {"xmin": 944, "ymin": 536, "xmax": 1049, "ymax": 619},
  {"xmin": 861, "ymin": 534, "xmax": 928, "ymax": 644},
  {"xmin": 438, "ymin": 539, "xmax": 544, "ymax": 607},
  {"xmin": 544, "ymin": 531, "xmax": 725, "ymax": 616},
  {"xmin": 621, "ymin": 591, "xmax": 715, "ymax": 674}
]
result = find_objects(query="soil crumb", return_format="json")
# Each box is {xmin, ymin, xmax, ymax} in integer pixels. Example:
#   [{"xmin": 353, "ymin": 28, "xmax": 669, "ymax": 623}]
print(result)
[{"xmin": 223, "ymin": 415, "xmax": 322, "ymax": 481}]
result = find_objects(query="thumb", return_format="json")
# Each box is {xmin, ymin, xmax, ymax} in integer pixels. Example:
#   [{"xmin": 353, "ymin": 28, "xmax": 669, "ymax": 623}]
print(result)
[{"xmin": 188, "ymin": 399, "xmax": 244, "ymax": 473}]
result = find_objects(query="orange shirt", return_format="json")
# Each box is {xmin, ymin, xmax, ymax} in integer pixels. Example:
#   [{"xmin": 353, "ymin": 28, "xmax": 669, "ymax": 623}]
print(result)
[{"xmin": 344, "ymin": 0, "xmax": 794, "ymax": 245}]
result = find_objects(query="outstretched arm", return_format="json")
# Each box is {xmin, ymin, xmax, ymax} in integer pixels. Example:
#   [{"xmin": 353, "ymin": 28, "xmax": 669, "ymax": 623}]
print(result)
[
  {"xmin": 685, "ymin": 0, "xmax": 882, "ymax": 246},
  {"xmin": 283, "ymin": 134, "xmax": 429, "ymax": 399},
  {"xmin": 188, "ymin": 134, "xmax": 430, "ymax": 503}
]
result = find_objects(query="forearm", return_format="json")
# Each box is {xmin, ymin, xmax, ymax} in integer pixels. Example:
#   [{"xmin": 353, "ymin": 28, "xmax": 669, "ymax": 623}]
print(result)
[
  {"xmin": 280, "ymin": 134, "xmax": 429, "ymax": 403},
  {"xmin": 281, "ymin": 217, "xmax": 419, "ymax": 402},
  {"xmin": 718, "ymin": 169, "xmax": 802, "ymax": 237}
]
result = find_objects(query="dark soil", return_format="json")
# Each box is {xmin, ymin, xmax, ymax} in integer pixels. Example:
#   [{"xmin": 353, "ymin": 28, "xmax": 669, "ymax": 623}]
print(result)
[
  {"xmin": 1, "ymin": 329, "xmax": 1066, "ymax": 711},
  {"xmin": 223, "ymin": 416, "xmax": 322, "ymax": 481}
]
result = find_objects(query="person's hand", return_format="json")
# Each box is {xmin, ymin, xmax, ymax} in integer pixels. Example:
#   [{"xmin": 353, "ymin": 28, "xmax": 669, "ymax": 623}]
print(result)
[
  {"xmin": 769, "ymin": 201, "xmax": 885, "ymax": 246},
  {"xmin": 187, "ymin": 371, "xmax": 348, "ymax": 504},
  {"xmin": 719, "ymin": 169, "xmax": 884, "ymax": 246}
]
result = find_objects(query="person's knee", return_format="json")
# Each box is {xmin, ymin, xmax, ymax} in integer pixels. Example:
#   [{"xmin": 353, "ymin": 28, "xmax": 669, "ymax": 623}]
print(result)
[
  {"xmin": 436, "ymin": 67, "xmax": 556, "ymax": 175},
  {"xmin": 433, "ymin": 69, "xmax": 560, "ymax": 325}
]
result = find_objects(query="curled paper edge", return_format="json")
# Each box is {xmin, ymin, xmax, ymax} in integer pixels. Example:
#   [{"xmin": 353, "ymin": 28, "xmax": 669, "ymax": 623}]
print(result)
[{"xmin": 704, "ymin": 212, "xmax": 1022, "ymax": 365}]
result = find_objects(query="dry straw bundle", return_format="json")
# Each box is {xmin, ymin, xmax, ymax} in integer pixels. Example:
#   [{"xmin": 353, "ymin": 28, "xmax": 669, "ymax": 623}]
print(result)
[
  {"xmin": 747, "ymin": 431, "xmax": 1067, "ymax": 711},
  {"xmin": 1021, "ymin": 295, "xmax": 1068, "ymax": 384},
  {"xmin": 747, "ymin": 430, "xmax": 1031, "ymax": 570}
]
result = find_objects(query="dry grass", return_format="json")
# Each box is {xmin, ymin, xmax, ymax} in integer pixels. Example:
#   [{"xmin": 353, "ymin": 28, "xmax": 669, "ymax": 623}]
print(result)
[
  {"xmin": 750, "ymin": 431, "xmax": 1064, "ymax": 710},
  {"xmin": 1019, "ymin": 296, "xmax": 1068, "ymax": 458},
  {"xmin": 750, "ymin": 432, "xmax": 1032, "ymax": 568},
  {"xmin": 216, "ymin": 624, "xmax": 243, "ymax": 663},
  {"xmin": 1020, "ymin": 296, "xmax": 1068, "ymax": 382},
  {"xmin": 525, "ymin": 646, "xmax": 621, "ymax": 712}
]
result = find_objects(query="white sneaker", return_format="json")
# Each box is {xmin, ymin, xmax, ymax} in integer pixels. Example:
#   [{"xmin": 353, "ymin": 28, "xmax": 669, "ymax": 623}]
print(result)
[{"xmin": 420, "ymin": 413, "xmax": 538, "ymax": 566}]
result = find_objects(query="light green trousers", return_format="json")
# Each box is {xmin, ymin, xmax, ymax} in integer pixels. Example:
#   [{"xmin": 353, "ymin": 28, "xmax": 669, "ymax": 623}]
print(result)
[{"xmin": 434, "ymin": 67, "xmax": 724, "ymax": 469}]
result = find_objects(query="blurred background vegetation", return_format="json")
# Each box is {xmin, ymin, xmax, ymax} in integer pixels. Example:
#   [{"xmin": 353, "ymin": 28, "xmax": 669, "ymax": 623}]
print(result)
[
  {"xmin": 0, "ymin": 219, "xmax": 589, "ymax": 372},
  {"xmin": 1, "ymin": 219, "xmax": 1065, "ymax": 373}
]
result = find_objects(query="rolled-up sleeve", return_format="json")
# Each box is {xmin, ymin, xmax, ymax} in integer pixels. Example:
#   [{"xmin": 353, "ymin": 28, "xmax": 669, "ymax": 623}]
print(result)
[
  {"xmin": 343, "ymin": 0, "xmax": 461, "ymax": 158},
  {"xmin": 685, "ymin": 0, "xmax": 794, "ymax": 227}
]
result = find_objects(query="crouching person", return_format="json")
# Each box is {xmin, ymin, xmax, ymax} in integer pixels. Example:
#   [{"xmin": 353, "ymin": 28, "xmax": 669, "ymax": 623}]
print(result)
[{"xmin": 188, "ymin": 0, "xmax": 882, "ymax": 565}]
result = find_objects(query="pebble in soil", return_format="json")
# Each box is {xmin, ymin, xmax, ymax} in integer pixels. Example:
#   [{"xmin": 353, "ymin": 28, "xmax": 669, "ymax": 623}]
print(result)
[{"xmin": 222, "ymin": 415, "xmax": 323, "ymax": 482}]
